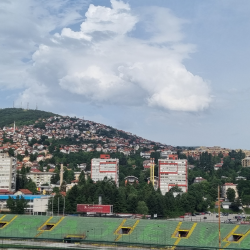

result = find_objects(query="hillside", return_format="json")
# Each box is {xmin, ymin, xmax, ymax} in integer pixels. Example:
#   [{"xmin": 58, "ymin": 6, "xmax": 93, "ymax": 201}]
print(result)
[{"xmin": 0, "ymin": 108, "xmax": 56, "ymax": 128}]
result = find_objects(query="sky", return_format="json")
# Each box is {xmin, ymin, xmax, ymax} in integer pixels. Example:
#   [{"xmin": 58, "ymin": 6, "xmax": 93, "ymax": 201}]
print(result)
[{"xmin": 1, "ymin": 0, "xmax": 250, "ymax": 149}]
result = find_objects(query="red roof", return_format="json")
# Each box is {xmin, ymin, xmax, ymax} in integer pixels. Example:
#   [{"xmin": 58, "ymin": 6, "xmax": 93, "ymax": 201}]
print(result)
[
  {"xmin": 18, "ymin": 189, "xmax": 32, "ymax": 194},
  {"xmin": 0, "ymin": 189, "xmax": 13, "ymax": 195},
  {"xmin": 31, "ymin": 169, "xmax": 41, "ymax": 173}
]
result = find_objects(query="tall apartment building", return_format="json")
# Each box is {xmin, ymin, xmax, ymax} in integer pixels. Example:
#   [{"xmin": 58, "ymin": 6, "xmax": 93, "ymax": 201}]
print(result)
[
  {"xmin": 0, "ymin": 153, "xmax": 16, "ymax": 191},
  {"xmin": 91, "ymin": 154, "xmax": 119, "ymax": 186},
  {"xmin": 158, "ymin": 155, "xmax": 188, "ymax": 195}
]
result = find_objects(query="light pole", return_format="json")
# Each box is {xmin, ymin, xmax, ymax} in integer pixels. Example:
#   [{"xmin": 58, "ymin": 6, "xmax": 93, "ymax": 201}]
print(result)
[{"xmin": 63, "ymin": 196, "xmax": 65, "ymax": 216}]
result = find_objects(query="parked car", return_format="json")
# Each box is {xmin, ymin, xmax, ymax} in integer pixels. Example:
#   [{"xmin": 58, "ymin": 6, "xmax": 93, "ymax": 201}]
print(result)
[{"xmin": 179, "ymin": 215, "xmax": 185, "ymax": 218}]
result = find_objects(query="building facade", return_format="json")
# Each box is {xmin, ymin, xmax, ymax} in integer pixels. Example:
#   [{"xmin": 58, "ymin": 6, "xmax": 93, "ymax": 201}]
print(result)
[
  {"xmin": 91, "ymin": 155, "xmax": 119, "ymax": 186},
  {"xmin": 222, "ymin": 183, "xmax": 238, "ymax": 199},
  {"xmin": 0, "ymin": 153, "xmax": 16, "ymax": 191},
  {"xmin": 242, "ymin": 157, "xmax": 250, "ymax": 167},
  {"xmin": 158, "ymin": 155, "xmax": 188, "ymax": 195},
  {"xmin": 26, "ymin": 171, "xmax": 55, "ymax": 186},
  {"xmin": 0, "ymin": 195, "xmax": 51, "ymax": 214}
]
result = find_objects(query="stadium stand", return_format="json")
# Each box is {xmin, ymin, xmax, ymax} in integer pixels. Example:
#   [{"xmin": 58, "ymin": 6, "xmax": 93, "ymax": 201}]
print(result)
[{"xmin": 0, "ymin": 215, "xmax": 250, "ymax": 249}]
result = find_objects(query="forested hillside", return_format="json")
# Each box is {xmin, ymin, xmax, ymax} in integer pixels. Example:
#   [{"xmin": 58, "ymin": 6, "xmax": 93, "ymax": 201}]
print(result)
[{"xmin": 0, "ymin": 108, "xmax": 56, "ymax": 128}]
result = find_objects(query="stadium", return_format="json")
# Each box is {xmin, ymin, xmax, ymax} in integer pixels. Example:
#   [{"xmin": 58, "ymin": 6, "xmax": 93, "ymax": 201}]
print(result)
[{"xmin": 0, "ymin": 214, "xmax": 249, "ymax": 249}]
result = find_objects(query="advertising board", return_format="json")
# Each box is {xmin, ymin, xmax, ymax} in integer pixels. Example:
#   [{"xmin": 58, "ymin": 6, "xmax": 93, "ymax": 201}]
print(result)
[{"xmin": 77, "ymin": 204, "xmax": 112, "ymax": 213}]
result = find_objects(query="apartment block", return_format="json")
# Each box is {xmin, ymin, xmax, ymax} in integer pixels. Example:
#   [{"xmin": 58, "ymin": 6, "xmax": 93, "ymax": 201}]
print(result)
[
  {"xmin": 91, "ymin": 154, "xmax": 119, "ymax": 186},
  {"xmin": 158, "ymin": 155, "xmax": 188, "ymax": 195},
  {"xmin": 0, "ymin": 153, "xmax": 16, "ymax": 191},
  {"xmin": 26, "ymin": 171, "xmax": 55, "ymax": 186}
]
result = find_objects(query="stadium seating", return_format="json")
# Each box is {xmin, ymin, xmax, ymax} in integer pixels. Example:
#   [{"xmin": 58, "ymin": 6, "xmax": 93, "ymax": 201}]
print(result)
[{"xmin": 0, "ymin": 215, "xmax": 250, "ymax": 249}]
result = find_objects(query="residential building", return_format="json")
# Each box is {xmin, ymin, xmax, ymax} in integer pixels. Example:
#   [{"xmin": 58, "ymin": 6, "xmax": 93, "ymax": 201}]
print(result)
[
  {"xmin": 214, "ymin": 163, "xmax": 223, "ymax": 170},
  {"xmin": 26, "ymin": 171, "xmax": 55, "ymax": 186},
  {"xmin": 15, "ymin": 189, "xmax": 32, "ymax": 195},
  {"xmin": 242, "ymin": 157, "xmax": 250, "ymax": 167},
  {"xmin": 0, "ymin": 153, "xmax": 16, "ymax": 191},
  {"xmin": 140, "ymin": 152, "xmax": 151, "ymax": 159},
  {"xmin": 91, "ymin": 154, "xmax": 119, "ymax": 186},
  {"xmin": 194, "ymin": 177, "xmax": 206, "ymax": 183},
  {"xmin": 236, "ymin": 176, "xmax": 247, "ymax": 181},
  {"xmin": 160, "ymin": 150, "xmax": 177, "ymax": 159},
  {"xmin": 158, "ymin": 155, "xmax": 188, "ymax": 195},
  {"xmin": 143, "ymin": 160, "xmax": 152, "ymax": 170},
  {"xmin": 222, "ymin": 183, "xmax": 238, "ymax": 199}
]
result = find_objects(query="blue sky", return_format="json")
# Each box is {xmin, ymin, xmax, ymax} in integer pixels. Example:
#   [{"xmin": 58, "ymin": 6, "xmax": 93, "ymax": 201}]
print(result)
[{"xmin": 0, "ymin": 0, "xmax": 250, "ymax": 149}]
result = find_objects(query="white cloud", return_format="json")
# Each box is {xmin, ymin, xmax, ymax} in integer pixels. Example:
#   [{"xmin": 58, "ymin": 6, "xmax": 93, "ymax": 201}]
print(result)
[
  {"xmin": 4, "ymin": 0, "xmax": 211, "ymax": 112},
  {"xmin": 0, "ymin": 0, "xmax": 89, "ymax": 89}
]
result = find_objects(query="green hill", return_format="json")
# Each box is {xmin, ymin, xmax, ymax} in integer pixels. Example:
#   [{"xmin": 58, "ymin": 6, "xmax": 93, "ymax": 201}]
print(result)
[{"xmin": 0, "ymin": 108, "xmax": 56, "ymax": 128}]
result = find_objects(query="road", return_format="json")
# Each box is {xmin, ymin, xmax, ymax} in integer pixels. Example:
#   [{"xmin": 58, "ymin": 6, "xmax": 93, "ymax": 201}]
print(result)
[{"xmin": 167, "ymin": 213, "xmax": 246, "ymax": 224}]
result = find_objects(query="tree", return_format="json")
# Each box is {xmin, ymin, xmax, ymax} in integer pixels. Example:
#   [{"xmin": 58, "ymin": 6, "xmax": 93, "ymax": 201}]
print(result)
[
  {"xmin": 25, "ymin": 180, "xmax": 37, "ymax": 194},
  {"xmin": 226, "ymin": 188, "xmax": 236, "ymax": 202},
  {"xmin": 169, "ymin": 185, "xmax": 183, "ymax": 193},
  {"xmin": 242, "ymin": 195, "xmax": 250, "ymax": 207},
  {"xmin": 25, "ymin": 149, "xmax": 29, "ymax": 156},
  {"xmin": 231, "ymin": 198, "xmax": 241, "ymax": 212},
  {"xmin": 6, "ymin": 196, "xmax": 28, "ymax": 214},
  {"xmin": 136, "ymin": 201, "xmax": 148, "ymax": 215},
  {"xmin": 8, "ymin": 148, "xmax": 14, "ymax": 157}
]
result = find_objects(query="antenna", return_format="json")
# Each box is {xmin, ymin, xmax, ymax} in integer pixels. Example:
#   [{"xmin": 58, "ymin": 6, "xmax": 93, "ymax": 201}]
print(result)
[
  {"xmin": 21, "ymin": 102, "xmax": 22, "ymax": 109},
  {"xmin": 36, "ymin": 103, "xmax": 38, "ymax": 110},
  {"xmin": 13, "ymin": 101, "xmax": 14, "ymax": 108},
  {"xmin": 27, "ymin": 102, "xmax": 29, "ymax": 110}
]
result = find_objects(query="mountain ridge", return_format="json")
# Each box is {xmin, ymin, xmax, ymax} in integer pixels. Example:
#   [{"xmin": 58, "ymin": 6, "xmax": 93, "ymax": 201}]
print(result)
[{"xmin": 0, "ymin": 108, "xmax": 56, "ymax": 128}]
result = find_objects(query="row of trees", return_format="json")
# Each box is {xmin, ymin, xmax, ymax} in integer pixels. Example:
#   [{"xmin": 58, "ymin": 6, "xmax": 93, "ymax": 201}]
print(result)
[{"xmin": 48, "ymin": 173, "xmax": 217, "ymax": 217}]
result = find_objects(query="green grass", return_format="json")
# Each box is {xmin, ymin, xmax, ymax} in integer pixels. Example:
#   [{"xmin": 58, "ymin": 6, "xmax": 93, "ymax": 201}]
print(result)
[
  {"xmin": 243, "ymin": 207, "xmax": 250, "ymax": 214},
  {"xmin": 0, "ymin": 108, "xmax": 57, "ymax": 128}
]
